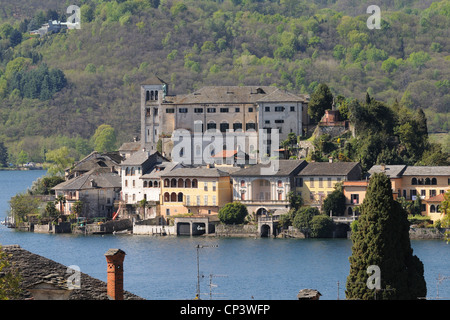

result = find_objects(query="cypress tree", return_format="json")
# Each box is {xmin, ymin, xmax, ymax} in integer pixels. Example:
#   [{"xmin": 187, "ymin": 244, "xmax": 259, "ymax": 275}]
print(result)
[{"xmin": 346, "ymin": 173, "xmax": 426, "ymax": 300}]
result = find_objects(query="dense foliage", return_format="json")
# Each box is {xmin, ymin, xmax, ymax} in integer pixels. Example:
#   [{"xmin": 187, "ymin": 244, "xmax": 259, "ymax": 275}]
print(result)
[
  {"xmin": 0, "ymin": 0, "xmax": 448, "ymax": 164},
  {"xmin": 346, "ymin": 172, "xmax": 427, "ymax": 300},
  {"xmin": 218, "ymin": 201, "xmax": 248, "ymax": 224}
]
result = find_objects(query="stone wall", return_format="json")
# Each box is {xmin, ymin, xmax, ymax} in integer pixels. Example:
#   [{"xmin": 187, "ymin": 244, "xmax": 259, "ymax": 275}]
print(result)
[
  {"xmin": 409, "ymin": 227, "xmax": 449, "ymax": 240},
  {"xmin": 133, "ymin": 224, "xmax": 176, "ymax": 235},
  {"xmin": 215, "ymin": 224, "xmax": 258, "ymax": 237}
]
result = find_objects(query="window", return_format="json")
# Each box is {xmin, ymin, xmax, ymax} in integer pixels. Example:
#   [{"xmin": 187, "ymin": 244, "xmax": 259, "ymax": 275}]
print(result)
[
  {"xmin": 196, "ymin": 195, "xmax": 200, "ymax": 205},
  {"xmin": 421, "ymin": 190, "xmax": 426, "ymax": 197},
  {"xmin": 186, "ymin": 195, "xmax": 190, "ymax": 206},
  {"xmin": 204, "ymin": 195, "xmax": 208, "ymax": 206},
  {"xmin": 351, "ymin": 194, "xmax": 359, "ymax": 204},
  {"xmin": 207, "ymin": 108, "xmax": 216, "ymax": 113},
  {"xmin": 318, "ymin": 178, "xmax": 323, "ymax": 188},
  {"xmin": 275, "ymin": 106, "xmax": 285, "ymax": 112},
  {"xmin": 185, "ymin": 179, "xmax": 191, "ymax": 188},
  {"xmin": 431, "ymin": 178, "xmax": 437, "ymax": 185},
  {"xmin": 412, "ymin": 178, "xmax": 417, "ymax": 185},
  {"xmin": 125, "ymin": 180, "xmax": 128, "ymax": 187},
  {"xmin": 146, "ymin": 108, "xmax": 150, "ymax": 116},
  {"xmin": 290, "ymin": 106, "xmax": 295, "ymax": 112},
  {"xmin": 295, "ymin": 177, "xmax": 303, "ymax": 187},
  {"xmin": 275, "ymin": 120, "xmax": 284, "ymax": 123},
  {"xmin": 265, "ymin": 120, "xmax": 270, "ymax": 124},
  {"xmin": 233, "ymin": 122, "xmax": 242, "ymax": 131},
  {"xmin": 430, "ymin": 205, "xmax": 436, "ymax": 213},
  {"xmin": 171, "ymin": 192, "xmax": 177, "ymax": 202},
  {"xmin": 166, "ymin": 108, "xmax": 175, "ymax": 113},
  {"xmin": 248, "ymin": 107, "xmax": 253, "ymax": 112},
  {"xmin": 154, "ymin": 108, "xmax": 158, "ymax": 116},
  {"xmin": 235, "ymin": 107, "xmax": 240, "ymax": 112},
  {"xmin": 166, "ymin": 209, "xmax": 170, "ymax": 216},
  {"xmin": 132, "ymin": 180, "xmax": 135, "ymax": 187},
  {"xmin": 220, "ymin": 123, "xmax": 229, "ymax": 132},
  {"xmin": 310, "ymin": 178, "xmax": 314, "ymax": 187},
  {"xmin": 207, "ymin": 122, "xmax": 217, "ymax": 130},
  {"xmin": 212, "ymin": 195, "xmax": 217, "ymax": 206},
  {"xmin": 430, "ymin": 189, "xmax": 436, "ymax": 197},
  {"xmin": 278, "ymin": 180, "xmax": 282, "ymax": 187},
  {"xmin": 178, "ymin": 192, "xmax": 183, "ymax": 202},
  {"xmin": 192, "ymin": 179, "xmax": 198, "ymax": 188},
  {"xmin": 212, "ymin": 181, "xmax": 216, "ymax": 191},
  {"xmin": 194, "ymin": 108, "xmax": 203, "ymax": 113},
  {"xmin": 327, "ymin": 178, "xmax": 332, "ymax": 188},
  {"xmin": 265, "ymin": 106, "xmax": 270, "ymax": 112},
  {"xmin": 179, "ymin": 108, "xmax": 188, "ymax": 113},
  {"xmin": 204, "ymin": 182, "xmax": 208, "ymax": 191},
  {"xmin": 246, "ymin": 122, "xmax": 256, "ymax": 130},
  {"xmin": 220, "ymin": 108, "xmax": 229, "ymax": 113}
]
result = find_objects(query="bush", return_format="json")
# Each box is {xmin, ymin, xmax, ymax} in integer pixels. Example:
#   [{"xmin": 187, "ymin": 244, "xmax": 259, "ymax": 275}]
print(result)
[
  {"xmin": 218, "ymin": 202, "xmax": 248, "ymax": 225},
  {"xmin": 310, "ymin": 215, "xmax": 334, "ymax": 238}
]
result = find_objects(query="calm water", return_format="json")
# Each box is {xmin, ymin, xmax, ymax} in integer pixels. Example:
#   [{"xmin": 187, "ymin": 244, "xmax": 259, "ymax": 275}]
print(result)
[{"xmin": 0, "ymin": 170, "xmax": 449, "ymax": 300}]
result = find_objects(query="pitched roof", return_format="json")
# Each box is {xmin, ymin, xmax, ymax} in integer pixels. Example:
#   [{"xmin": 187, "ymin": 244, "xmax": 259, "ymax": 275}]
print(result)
[
  {"xmin": 53, "ymin": 168, "xmax": 121, "ymax": 191},
  {"xmin": 425, "ymin": 193, "xmax": 445, "ymax": 203},
  {"xmin": 141, "ymin": 75, "xmax": 167, "ymax": 85},
  {"xmin": 140, "ymin": 162, "xmax": 180, "ymax": 179},
  {"xmin": 119, "ymin": 141, "xmax": 141, "ymax": 152},
  {"xmin": 160, "ymin": 165, "xmax": 235, "ymax": 178},
  {"xmin": 368, "ymin": 165, "xmax": 407, "ymax": 178},
  {"xmin": 67, "ymin": 151, "xmax": 122, "ymax": 174},
  {"xmin": 402, "ymin": 166, "xmax": 450, "ymax": 176},
  {"xmin": 232, "ymin": 160, "xmax": 306, "ymax": 177},
  {"xmin": 168, "ymin": 86, "xmax": 307, "ymax": 105},
  {"xmin": 297, "ymin": 162, "xmax": 360, "ymax": 176},
  {"xmin": 0, "ymin": 245, "xmax": 142, "ymax": 300}
]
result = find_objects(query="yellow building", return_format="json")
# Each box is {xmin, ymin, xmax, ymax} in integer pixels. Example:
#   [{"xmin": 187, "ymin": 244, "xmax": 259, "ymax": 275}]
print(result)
[
  {"xmin": 159, "ymin": 166, "xmax": 238, "ymax": 218},
  {"xmin": 368, "ymin": 165, "xmax": 450, "ymax": 221},
  {"xmin": 296, "ymin": 162, "xmax": 362, "ymax": 208}
]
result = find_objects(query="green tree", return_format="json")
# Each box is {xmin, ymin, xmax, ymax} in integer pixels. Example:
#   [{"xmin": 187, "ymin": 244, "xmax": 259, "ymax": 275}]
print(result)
[
  {"xmin": 218, "ymin": 202, "xmax": 248, "ymax": 224},
  {"xmin": 45, "ymin": 147, "xmax": 74, "ymax": 176},
  {"xmin": 310, "ymin": 215, "xmax": 334, "ymax": 238},
  {"xmin": 8, "ymin": 193, "xmax": 41, "ymax": 224},
  {"xmin": 0, "ymin": 142, "xmax": 8, "ymax": 167},
  {"xmin": 16, "ymin": 150, "xmax": 28, "ymax": 167},
  {"xmin": 308, "ymin": 83, "xmax": 333, "ymax": 123},
  {"xmin": 92, "ymin": 124, "xmax": 117, "ymax": 153},
  {"xmin": 322, "ymin": 188, "xmax": 346, "ymax": 216},
  {"xmin": 287, "ymin": 190, "xmax": 303, "ymax": 211},
  {"xmin": 292, "ymin": 206, "xmax": 320, "ymax": 238},
  {"xmin": 44, "ymin": 201, "xmax": 59, "ymax": 219},
  {"xmin": 346, "ymin": 173, "xmax": 426, "ymax": 300}
]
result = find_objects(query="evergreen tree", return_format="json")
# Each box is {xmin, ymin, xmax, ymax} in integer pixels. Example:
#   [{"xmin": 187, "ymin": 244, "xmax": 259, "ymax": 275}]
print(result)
[
  {"xmin": 307, "ymin": 83, "xmax": 333, "ymax": 123},
  {"xmin": 346, "ymin": 173, "xmax": 426, "ymax": 300}
]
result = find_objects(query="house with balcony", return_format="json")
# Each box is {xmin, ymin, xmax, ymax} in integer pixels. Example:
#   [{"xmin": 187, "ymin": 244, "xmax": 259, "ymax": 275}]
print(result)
[
  {"xmin": 342, "ymin": 180, "xmax": 369, "ymax": 217},
  {"xmin": 159, "ymin": 165, "xmax": 237, "ymax": 217},
  {"xmin": 296, "ymin": 161, "xmax": 362, "ymax": 209},
  {"xmin": 231, "ymin": 160, "xmax": 307, "ymax": 216}
]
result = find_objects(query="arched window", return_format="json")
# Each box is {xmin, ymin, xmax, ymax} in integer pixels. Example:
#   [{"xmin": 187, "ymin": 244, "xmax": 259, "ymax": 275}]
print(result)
[
  {"xmin": 154, "ymin": 180, "xmax": 158, "ymax": 188},
  {"xmin": 131, "ymin": 167, "xmax": 135, "ymax": 176},
  {"xmin": 178, "ymin": 178, "xmax": 184, "ymax": 188},
  {"xmin": 430, "ymin": 205, "xmax": 436, "ymax": 213},
  {"xmin": 148, "ymin": 181, "xmax": 153, "ymax": 188},
  {"xmin": 418, "ymin": 178, "xmax": 424, "ymax": 185},
  {"xmin": 437, "ymin": 205, "xmax": 440, "ymax": 212},
  {"xmin": 143, "ymin": 181, "xmax": 147, "ymax": 188},
  {"xmin": 170, "ymin": 192, "xmax": 177, "ymax": 202},
  {"xmin": 278, "ymin": 180, "xmax": 282, "ymax": 188},
  {"xmin": 155, "ymin": 90, "xmax": 158, "ymax": 100},
  {"xmin": 150, "ymin": 90, "xmax": 154, "ymax": 100},
  {"xmin": 171, "ymin": 178, "xmax": 177, "ymax": 187},
  {"xmin": 164, "ymin": 179, "xmax": 170, "ymax": 187},
  {"xmin": 178, "ymin": 192, "xmax": 183, "ymax": 202},
  {"xmin": 164, "ymin": 192, "xmax": 170, "ymax": 202},
  {"xmin": 192, "ymin": 179, "xmax": 198, "ymax": 188},
  {"xmin": 411, "ymin": 178, "xmax": 417, "ymax": 185},
  {"xmin": 125, "ymin": 167, "xmax": 130, "ymax": 176},
  {"xmin": 185, "ymin": 179, "xmax": 191, "ymax": 188},
  {"xmin": 431, "ymin": 178, "xmax": 437, "ymax": 185},
  {"xmin": 241, "ymin": 180, "xmax": 245, "ymax": 187},
  {"xmin": 348, "ymin": 207, "xmax": 353, "ymax": 216},
  {"xmin": 233, "ymin": 122, "xmax": 243, "ymax": 132},
  {"xmin": 425, "ymin": 178, "xmax": 431, "ymax": 185}
]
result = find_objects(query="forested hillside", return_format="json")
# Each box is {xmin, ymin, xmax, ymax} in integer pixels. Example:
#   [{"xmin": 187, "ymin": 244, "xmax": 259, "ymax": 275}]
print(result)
[{"xmin": 0, "ymin": 0, "xmax": 448, "ymax": 164}]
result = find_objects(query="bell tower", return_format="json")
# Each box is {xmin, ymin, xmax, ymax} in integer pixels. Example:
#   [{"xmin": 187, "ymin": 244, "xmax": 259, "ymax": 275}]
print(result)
[{"xmin": 140, "ymin": 76, "xmax": 168, "ymax": 152}]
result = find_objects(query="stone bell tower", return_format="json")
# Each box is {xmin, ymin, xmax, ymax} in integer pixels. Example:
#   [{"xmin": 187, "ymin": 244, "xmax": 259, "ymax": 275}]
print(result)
[{"xmin": 140, "ymin": 75, "xmax": 168, "ymax": 152}]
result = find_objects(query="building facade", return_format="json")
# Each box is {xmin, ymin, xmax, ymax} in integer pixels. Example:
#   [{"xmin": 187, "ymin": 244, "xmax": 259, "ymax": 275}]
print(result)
[
  {"xmin": 296, "ymin": 162, "xmax": 362, "ymax": 208},
  {"xmin": 140, "ymin": 78, "xmax": 309, "ymax": 163},
  {"xmin": 231, "ymin": 160, "xmax": 307, "ymax": 216}
]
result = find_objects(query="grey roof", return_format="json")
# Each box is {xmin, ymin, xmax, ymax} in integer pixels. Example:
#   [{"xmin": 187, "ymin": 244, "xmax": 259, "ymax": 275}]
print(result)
[
  {"xmin": 368, "ymin": 165, "xmax": 407, "ymax": 178},
  {"xmin": 168, "ymin": 86, "xmax": 307, "ymax": 105},
  {"xmin": 402, "ymin": 166, "xmax": 450, "ymax": 176},
  {"xmin": 120, "ymin": 149, "xmax": 163, "ymax": 166},
  {"xmin": 119, "ymin": 141, "xmax": 141, "ymax": 152},
  {"xmin": 67, "ymin": 151, "xmax": 122, "ymax": 173},
  {"xmin": 160, "ymin": 166, "xmax": 235, "ymax": 178},
  {"xmin": 232, "ymin": 160, "xmax": 306, "ymax": 177},
  {"xmin": 53, "ymin": 168, "xmax": 121, "ymax": 191},
  {"xmin": 1, "ymin": 245, "xmax": 142, "ymax": 300},
  {"xmin": 140, "ymin": 162, "xmax": 180, "ymax": 179},
  {"xmin": 297, "ymin": 162, "xmax": 360, "ymax": 176},
  {"xmin": 142, "ymin": 75, "xmax": 167, "ymax": 85}
]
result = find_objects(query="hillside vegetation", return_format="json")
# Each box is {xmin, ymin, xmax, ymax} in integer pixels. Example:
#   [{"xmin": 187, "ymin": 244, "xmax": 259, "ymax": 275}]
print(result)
[{"xmin": 0, "ymin": 0, "xmax": 448, "ymax": 164}]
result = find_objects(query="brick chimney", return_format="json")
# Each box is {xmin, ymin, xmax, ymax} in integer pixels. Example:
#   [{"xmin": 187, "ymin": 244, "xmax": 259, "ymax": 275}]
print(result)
[{"xmin": 105, "ymin": 249, "xmax": 126, "ymax": 300}]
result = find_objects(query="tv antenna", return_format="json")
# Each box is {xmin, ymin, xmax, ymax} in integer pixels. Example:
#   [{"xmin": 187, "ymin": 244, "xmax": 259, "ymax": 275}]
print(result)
[{"xmin": 195, "ymin": 244, "xmax": 218, "ymax": 299}]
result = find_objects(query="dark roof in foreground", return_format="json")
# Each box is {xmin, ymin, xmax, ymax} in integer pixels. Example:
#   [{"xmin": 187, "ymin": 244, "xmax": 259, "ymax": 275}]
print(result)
[{"xmin": 0, "ymin": 245, "xmax": 143, "ymax": 300}]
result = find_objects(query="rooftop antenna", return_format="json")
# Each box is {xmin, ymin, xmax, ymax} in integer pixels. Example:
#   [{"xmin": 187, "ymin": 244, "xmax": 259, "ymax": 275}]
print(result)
[{"xmin": 195, "ymin": 244, "xmax": 218, "ymax": 299}]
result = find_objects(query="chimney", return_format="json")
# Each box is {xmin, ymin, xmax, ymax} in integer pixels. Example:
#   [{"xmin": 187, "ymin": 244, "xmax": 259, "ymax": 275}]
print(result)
[
  {"xmin": 105, "ymin": 249, "xmax": 126, "ymax": 300},
  {"xmin": 381, "ymin": 163, "xmax": 386, "ymax": 172}
]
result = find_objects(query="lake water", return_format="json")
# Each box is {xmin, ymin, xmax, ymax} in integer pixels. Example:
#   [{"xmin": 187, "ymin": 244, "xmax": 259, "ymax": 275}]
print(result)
[{"xmin": 0, "ymin": 170, "xmax": 449, "ymax": 300}]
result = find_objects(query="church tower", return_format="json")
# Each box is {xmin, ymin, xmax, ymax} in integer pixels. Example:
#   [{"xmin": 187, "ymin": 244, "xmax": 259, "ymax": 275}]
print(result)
[{"xmin": 140, "ymin": 76, "xmax": 168, "ymax": 152}]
